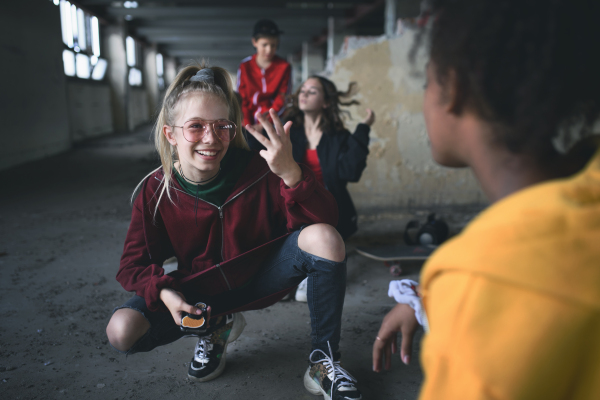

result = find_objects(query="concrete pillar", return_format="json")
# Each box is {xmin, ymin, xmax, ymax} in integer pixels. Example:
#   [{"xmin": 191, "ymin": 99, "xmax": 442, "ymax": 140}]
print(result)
[
  {"xmin": 326, "ymin": 17, "xmax": 335, "ymax": 71},
  {"xmin": 287, "ymin": 54, "xmax": 303, "ymax": 92},
  {"xmin": 144, "ymin": 45, "xmax": 159, "ymax": 119},
  {"xmin": 302, "ymin": 41, "xmax": 309, "ymax": 82},
  {"xmin": 104, "ymin": 22, "xmax": 128, "ymax": 132},
  {"xmin": 164, "ymin": 57, "xmax": 177, "ymax": 88},
  {"xmin": 385, "ymin": 0, "xmax": 397, "ymax": 36}
]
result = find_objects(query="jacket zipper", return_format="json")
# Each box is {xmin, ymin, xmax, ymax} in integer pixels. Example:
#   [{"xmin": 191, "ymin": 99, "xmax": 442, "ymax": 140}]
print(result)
[
  {"xmin": 155, "ymin": 171, "xmax": 270, "ymax": 290},
  {"xmin": 215, "ymin": 263, "xmax": 232, "ymax": 290}
]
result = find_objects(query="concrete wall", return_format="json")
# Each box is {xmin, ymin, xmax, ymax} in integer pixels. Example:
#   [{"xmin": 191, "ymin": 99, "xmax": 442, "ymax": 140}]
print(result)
[
  {"xmin": 128, "ymin": 88, "xmax": 150, "ymax": 130},
  {"xmin": 66, "ymin": 82, "xmax": 113, "ymax": 141},
  {"xmin": 328, "ymin": 31, "xmax": 486, "ymax": 210},
  {"xmin": 0, "ymin": 0, "xmax": 70, "ymax": 170}
]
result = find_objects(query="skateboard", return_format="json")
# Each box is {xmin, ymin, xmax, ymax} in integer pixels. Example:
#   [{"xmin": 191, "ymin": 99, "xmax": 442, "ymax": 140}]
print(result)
[{"xmin": 355, "ymin": 244, "xmax": 437, "ymax": 276}]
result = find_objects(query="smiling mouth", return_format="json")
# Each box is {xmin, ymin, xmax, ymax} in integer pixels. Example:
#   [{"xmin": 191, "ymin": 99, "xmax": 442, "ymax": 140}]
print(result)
[{"xmin": 196, "ymin": 150, "xmax": 219, "ymax": 156}]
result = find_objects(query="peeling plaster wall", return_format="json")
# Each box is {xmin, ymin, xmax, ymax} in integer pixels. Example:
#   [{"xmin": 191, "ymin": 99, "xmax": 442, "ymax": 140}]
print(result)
[{"xmin": 328, "ymin": 31, "xmax": 486, "ymax": 210}]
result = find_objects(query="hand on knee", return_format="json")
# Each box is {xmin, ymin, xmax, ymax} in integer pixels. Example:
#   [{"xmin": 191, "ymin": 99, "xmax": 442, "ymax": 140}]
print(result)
[{"xmin": 298, "ymin": 224, "xmax": 345, "ymax": 262}]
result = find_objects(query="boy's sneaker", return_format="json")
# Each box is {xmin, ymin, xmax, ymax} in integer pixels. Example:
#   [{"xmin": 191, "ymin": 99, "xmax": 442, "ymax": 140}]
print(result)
[
  {"xmin": 295, "ymin": 277, "xmax": 308, "ymax": 302},
  {"xmin": 187, "ymin": 313, "xmax": 246, "ymax": 382},
  {"xmin": 303, "ymin": 344, "xmax": 362, "ymax": 400}
]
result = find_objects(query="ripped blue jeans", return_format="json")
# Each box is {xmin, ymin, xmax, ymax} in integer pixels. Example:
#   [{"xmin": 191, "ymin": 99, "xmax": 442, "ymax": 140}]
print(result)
[{"xmin": 113, "ymin": 229, "xmax": 347, "ymax": 358}]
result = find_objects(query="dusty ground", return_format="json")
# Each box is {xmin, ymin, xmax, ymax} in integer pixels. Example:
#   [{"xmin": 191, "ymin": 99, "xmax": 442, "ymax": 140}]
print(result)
[{"xmin": 0, "ymin": 126, "xmax": 483, "ymax": 400}]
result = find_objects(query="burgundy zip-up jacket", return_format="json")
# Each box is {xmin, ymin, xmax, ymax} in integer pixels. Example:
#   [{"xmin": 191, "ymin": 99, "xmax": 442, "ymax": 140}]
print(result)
[{"xmin": 117, "ymin": 152, "xmax": 338, "ymax": 313}]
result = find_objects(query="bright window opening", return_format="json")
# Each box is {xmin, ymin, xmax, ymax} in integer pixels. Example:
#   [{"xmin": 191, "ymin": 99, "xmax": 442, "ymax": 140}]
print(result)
[
  {"xmin": 60, "ymin": 1, "xmax": 73, "ymax": 48},
  {"xmin": 76, "ymin": 53, "xmax": 91, "ymax": 79},
  {"xmin": 71, "ymin": 4, "xmax": 79, "ymax": 51},
  {"xmin": 129, "ymin": 67, "xmax": 142, "ymax": 86},
  {"xmin": 63, "ymin": 50, "xmax": 76, "ymax": 76},
  {"xmin": 92, "ymin": 58, "xmax": 108, "ymax": 80},
  {"xmin": 77, "ymin": 8, "xmax": 87, "ymax": 50},
  {"xmin": 77, "ymin": 8, "xmax": 87, "ymax": 51},
  {"xmin": 126, "ymin": 36, "xmax": 136, "ymax": 67},
  {"xmin": 156, "ymin": 53, "xmax": 164, "ymax": 77},
  {"xmin": 91, "ymin": 16, "xmax": 100, "ymax": 57}
]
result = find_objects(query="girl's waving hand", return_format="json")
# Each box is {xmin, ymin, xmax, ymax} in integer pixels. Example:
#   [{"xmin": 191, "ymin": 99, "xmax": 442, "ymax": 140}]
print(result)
[{"xmin": 246, "ymin": 108, "xmax": 303, "ymax": 188}]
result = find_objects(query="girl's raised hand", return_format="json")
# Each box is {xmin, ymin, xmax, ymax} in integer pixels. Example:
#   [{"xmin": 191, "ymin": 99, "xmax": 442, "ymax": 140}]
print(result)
[
  {"xmin": 246, "ymin": 109, "xmax": 303, "ymax": 188},
  {"xmin": 362, "ymin": 108, "xmax": 375, "ymax": 126}
]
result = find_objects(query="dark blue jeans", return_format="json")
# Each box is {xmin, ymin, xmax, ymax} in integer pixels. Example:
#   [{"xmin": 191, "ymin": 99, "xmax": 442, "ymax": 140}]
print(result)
[{"xmin": 113, "ymin": 229, "xmax": 346, "ymax": 358}]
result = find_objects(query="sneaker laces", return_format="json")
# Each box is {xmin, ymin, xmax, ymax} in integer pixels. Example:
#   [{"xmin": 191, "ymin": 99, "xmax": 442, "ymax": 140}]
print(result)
[
  {"xmin": 309, "ymin": 342, "xmax": 358, "ymax": 393},
  {"xmin": 194, "ymin": 336, "xmax": 213, "ymax": 364}
]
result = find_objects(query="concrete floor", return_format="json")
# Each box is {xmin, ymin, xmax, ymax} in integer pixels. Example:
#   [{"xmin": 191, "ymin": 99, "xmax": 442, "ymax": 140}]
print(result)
[{"xmin": 0, "ymin": 125, "xmax": 483, "ymax": 399}]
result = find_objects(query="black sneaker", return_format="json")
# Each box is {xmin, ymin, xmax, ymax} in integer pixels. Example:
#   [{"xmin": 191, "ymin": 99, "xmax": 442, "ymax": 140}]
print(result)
[
  {"xmin": 303, "ymin": 344, "xmax": 362, "ymax": 400},
  {"xmin": 187, "ymin": 313, "xmax": 246, "ymax": 382}
]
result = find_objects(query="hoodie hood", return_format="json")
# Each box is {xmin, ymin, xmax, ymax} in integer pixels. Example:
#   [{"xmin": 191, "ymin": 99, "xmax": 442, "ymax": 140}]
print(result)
[{"xmin": 422, "ymin": 146, "xmax": 600, "ymax": 308}]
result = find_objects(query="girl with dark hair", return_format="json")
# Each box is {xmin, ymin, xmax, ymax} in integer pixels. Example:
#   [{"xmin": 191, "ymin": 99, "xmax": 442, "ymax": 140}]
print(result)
[
  {"xmin": 284, "ymin": 76, "xmax": 375, "ymax": 302},
  {"xmin": 286, "ymin": 76, "xmax": 375, "ymax": 240},
  {"xmin": 373, "ymin": 0, "xmax": 600, "ymax": 398}
]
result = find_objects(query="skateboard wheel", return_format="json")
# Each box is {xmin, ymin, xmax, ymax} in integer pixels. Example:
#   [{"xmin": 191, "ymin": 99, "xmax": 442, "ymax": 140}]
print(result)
[{"xmin": 389, "ymin": 264, "xmax": 402, "ymax": 276}]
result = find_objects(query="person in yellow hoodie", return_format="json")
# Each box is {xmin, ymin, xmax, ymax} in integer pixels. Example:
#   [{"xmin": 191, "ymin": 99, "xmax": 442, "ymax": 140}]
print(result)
[{"xmin": 372, "ymin": 0, "xmax": 600, "ymax": 399}]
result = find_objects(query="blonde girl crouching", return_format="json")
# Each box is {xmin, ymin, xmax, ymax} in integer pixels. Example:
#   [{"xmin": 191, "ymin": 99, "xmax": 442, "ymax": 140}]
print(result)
[{"xmin": 105, "ymin": 63, "xmax": 363, "ymax": 399}]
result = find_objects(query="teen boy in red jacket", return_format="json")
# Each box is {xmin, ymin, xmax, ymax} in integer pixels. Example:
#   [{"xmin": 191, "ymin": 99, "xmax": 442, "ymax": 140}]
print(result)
[{"xmin": 237, "ymin": 19, "xmax": 292, "ymax": 131}]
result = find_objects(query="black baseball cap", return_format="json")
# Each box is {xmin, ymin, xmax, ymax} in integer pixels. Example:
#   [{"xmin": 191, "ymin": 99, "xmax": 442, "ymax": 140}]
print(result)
[{"xmin": 253, "ymin": 19, "xmax": 283, "ymax": 38}]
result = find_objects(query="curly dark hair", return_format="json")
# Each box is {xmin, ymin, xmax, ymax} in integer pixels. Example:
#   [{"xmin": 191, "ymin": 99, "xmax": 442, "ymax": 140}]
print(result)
[
  {"xmin": 418, "ymin": 0, "xmax": 600, "ymax": 161},
  {"xmin": 285, "ymin": 76, "xmax": 360, "ymax": 133}
]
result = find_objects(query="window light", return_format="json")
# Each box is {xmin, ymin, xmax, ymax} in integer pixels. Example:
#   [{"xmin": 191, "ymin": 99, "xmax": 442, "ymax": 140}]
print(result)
[
  {"xmin": 156, "ymin": 53, "xmax": 164, "ymax": 76},
  {"xmin": 77, "ymin": 8, "xmax": 87, "ymax": 51},
  {"xmin": 129, "ymin": 67, "xmax": 142, "ymax": 86},
  {"xmin": 76, "ymin": 53, "xmax": 91, "ymax": 79},
  {"xmin": 91, "ymin": 16, "xmax": 100, "ymax": 56},
  {"xmin": 91, "ymin": 58, "xmax": 108, "ymax": 81},
  {"xmin": 60, "ymin": 1, "xmax": 73, "ymax": 48},
  {"xmin": 126, "ymin": 36, "xmax": 136, "ymax": 67},
  {"xmin": 70, "ymin": 4, "xmax": 78, "ymax": 50},
  {"xmin": 63, "ymin": 50, "xmax": 76, "ymax": 76}
]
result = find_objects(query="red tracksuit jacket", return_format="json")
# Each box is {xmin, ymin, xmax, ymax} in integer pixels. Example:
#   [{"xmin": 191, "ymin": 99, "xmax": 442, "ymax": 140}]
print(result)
[
  {"xmin": 237, "ymin": 54, "xmax": 292, "ymax": 126},
  {"xmin": 116, "ymin": 152, "xmax": 338, "ymax": 314}
]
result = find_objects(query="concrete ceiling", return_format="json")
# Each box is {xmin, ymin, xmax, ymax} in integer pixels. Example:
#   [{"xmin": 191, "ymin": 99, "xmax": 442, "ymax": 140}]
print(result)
[{"xmin": 77, "ymin": 0, "xmax": 387, "ymax": 72}]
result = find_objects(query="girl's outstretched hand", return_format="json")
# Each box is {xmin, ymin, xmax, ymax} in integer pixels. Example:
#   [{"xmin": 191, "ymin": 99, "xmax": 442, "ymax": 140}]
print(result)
[
  {"xmin": 362, "ymin": 108, "xmax": 376, "ymax": 126},
  {"xmin": 372, "ymin": 303, "xmax": 419, "ymax": 372},
  {"xmin": 246, "ymin": 109, "xmax": 303, "ymax": 188},
  {"xmin": 160, "ymin": 288, "xmax": 211, "ymax": 327}
]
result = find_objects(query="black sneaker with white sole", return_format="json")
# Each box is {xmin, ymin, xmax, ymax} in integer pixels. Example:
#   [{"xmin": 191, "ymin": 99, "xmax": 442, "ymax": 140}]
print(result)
[
  {"xmin": 304, "ymin": 343, "xmax": 362, "ymax": 400},
  {"xmin": 187, "ymin": 313, "xmax": 246, "ymax": 382}
]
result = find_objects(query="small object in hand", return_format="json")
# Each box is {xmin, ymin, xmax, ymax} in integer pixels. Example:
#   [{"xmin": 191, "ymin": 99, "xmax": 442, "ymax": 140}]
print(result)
[{"xmin": 180, "ymin": 302, "xmax": 208, "ymax": 334}]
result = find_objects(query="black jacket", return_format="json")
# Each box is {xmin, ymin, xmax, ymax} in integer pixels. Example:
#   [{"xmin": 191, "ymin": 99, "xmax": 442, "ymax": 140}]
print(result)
[{"xmin": 289, "ymin": 124, "xmax": 370, "ymax": 239}]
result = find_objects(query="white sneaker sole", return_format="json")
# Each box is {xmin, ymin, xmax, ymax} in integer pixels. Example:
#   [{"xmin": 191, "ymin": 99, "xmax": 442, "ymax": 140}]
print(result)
[{"xmin": 187, "ymin": 313, "xmax": 246, "ymax": 382}]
